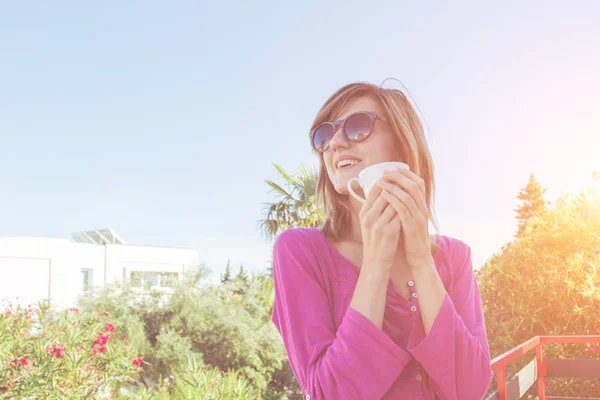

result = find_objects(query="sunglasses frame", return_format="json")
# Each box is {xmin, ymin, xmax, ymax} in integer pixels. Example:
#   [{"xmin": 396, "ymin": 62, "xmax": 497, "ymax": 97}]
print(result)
[{"xmin": 309, "ymin": 111, "xmax": 388, "ymax": 153}]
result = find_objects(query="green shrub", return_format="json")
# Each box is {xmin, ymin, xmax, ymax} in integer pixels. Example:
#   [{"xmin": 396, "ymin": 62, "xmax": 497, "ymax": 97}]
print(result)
[
  {"xmin": 165, "ymin": 279, "xmax": 287, "ymax": 390},
  {"xmin": 154, "ymin": 329, "xmax": 203, "ymax": 376},
  {"xmin": 479, "ymin": 189, "xmax": 600, "ymax": 397},
  {"xmin": 77, "ymin": 268, "xmax": 300, "ymax": 398}
]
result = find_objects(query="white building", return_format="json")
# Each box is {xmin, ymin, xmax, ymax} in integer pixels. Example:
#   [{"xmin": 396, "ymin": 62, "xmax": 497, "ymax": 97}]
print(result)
[{"xmin": 0, "ymin": 229, "xmax": 198, "ymax": 310}]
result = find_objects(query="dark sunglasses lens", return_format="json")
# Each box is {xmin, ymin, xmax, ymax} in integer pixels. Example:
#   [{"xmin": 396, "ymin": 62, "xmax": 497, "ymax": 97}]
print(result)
[
  {"xmin": 313, "ymin": 124, "xmax": 334, "ymax": 151},
  {"xmin": 345, "ymin": 112, "xmax": 373, "ymax": 142}
]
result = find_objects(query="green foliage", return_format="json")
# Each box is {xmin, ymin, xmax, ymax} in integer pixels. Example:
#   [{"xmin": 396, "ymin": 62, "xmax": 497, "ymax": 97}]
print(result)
[
  {"xmin": 0, "ymin": 301, "xmax": 142, "ymax": 399},
  {"xmin": 165, "ymin": 281, "xmax": 286, "ymax": 390},
  {"xmin": 480, "ymin": 187, "xmax": 600, "ymax": 397},
  {"xmin": 259, "ymin": 162, "xmax": 324, "ymax": 240},
  {"xmin": 76, "ymin": 268, "xmax": 301, "ymax": 399},
  {"xmin": 0, "ymin": 295, "xmax": 281, "ymax": 399},
  {"xmin": 127, "ymin": 355, "xmax": 262, "ymax": 400},
  {"xmin": 154, "ymin": 329, "xmax": 203, "ymax": 376},
  {"xmin": 221, "ymin": 260, "xmax": 233, "ymax": 284},
  {"xmin": 235, "ymin": 264, "xmax": 249, "ymax": 285},
  {"xmin": 514, "ymin": 173, "xmax": 547, "ymax": 236}
]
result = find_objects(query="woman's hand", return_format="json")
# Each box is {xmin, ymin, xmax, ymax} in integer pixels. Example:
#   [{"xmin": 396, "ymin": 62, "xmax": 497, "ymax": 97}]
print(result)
[
  {"xmin": 359, "ymin": 181, "xmax": 402, "ymax": 273},
  {"xmin": 377, "ymin": 168, "xmax": 433, "ymax": 270}
]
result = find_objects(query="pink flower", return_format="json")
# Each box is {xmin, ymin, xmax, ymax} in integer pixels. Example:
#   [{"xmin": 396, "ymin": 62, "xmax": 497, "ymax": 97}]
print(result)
[
  {"xmin": 132, "ymin": 357, "xmax": 143, "ymax": 367},
  {"xmin": 123, "ymin": 335, "xmax": 128, "ymax": 341},
  {"xmin": 46, "ymin": 346, "xmax": 65, "ymax": 358},
  {"xmin": 595, "ymin": 249, "xmax": 600, "ymax": 255},
  {"xmin": 93, "ymin": 333, "xmax": 110, "ymax": 346},
  {"xmin": 99, "ymin": 345, "xmax": 107, "ymax": 353},
  {"xmin": 92, "ymin": 348, "xmax": 98, "ymax": 355},
  {"xmin": 69, "ymin": 307, "xmax": 79, "ymax": 313},
  {"xmin": 544, "ymin": 381, "xmax": 549, "ymax": 387},
  {"xmin": 19, "ymin": 358, "xmax": 28, "ymax": 366},
  {"xmin": 104, "ymin": 323, "xmax": 115, "ymax": 332},
  {"xmin": 102, "ymin": 312, "xmax": 109, "ymax": 317},
  {"xmin": 23, "ymin": 329, "xmax": 30, "ymax": 335},
  {"xmin": 54, "ymin": 346, "xmax": 65, "ymax": 358}
]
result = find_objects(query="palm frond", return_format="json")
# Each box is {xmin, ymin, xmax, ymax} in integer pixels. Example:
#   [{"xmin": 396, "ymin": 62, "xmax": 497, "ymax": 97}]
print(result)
[
  {"xmin": 259, "ymin": 163, "xmax": 324, "ymax": 241},
  {"xmin": 273, "ymin": 163, "xmax": 295, "ymax": 185},
  {"xmin": 265, "ymin": 180, "xmax": 297, "ymax": 201}
]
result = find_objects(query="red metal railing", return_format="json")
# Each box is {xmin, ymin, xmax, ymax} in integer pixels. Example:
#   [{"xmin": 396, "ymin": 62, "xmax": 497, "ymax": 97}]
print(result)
[{"xmin": 490, "ymin": 335, "xmax": 600, "ymax": 400}]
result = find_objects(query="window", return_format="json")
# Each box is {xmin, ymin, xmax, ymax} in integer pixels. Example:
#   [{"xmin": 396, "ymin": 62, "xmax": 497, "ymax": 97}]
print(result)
[
  {"xmin": 81, "ymin": 269, "xmax": 93, "ymax": 292},
  {"xmin": 145, "ymin": 272, "xmax": 159, "ymax": 288},
  {"xmin": 160, "ymin": 272, "xmax": 178, "ymax": 288},
  {"xmin": 129, "ymin": 271, "xmax": 178, "ymax": 289},
  {"xmin": 130, "ymin": 272, "xmax": 142, "ymax": 288}
]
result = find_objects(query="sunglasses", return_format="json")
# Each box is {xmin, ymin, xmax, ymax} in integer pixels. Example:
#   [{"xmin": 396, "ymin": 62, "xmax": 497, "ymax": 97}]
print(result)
[{"xmin": 310, "ymin": 111, "xmax": 388, "ymax": 153}]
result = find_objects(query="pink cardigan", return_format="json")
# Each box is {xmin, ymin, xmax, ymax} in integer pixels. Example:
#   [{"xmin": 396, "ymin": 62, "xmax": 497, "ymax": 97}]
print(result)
[{"xmin": 271, "ymin": 228, "xmax": 492, "ymax": 400}]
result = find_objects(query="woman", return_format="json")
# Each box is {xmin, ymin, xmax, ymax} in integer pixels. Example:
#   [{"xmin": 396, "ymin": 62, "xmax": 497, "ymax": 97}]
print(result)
[{"xmin": 271, "ymin": 82, "xmax": 492, "ymax": 400}]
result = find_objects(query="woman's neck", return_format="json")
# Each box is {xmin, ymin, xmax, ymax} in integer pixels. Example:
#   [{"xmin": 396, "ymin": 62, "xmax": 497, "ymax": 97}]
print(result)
[{"xmin": 345, "ymin": 199, "xmax": 363, "ymax": 242}]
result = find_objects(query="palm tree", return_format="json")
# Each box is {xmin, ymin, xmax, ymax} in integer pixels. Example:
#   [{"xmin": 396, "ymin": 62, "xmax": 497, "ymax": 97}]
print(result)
[{"xmin": 259, "ymin": 163, "xmax": 324, "ymax": 241}]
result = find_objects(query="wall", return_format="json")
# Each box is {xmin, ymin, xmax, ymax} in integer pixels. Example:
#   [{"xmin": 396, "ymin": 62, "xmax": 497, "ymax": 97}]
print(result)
[{"xmin": 0, "ymin": 237, "xmax": 198, "ymax": 310}]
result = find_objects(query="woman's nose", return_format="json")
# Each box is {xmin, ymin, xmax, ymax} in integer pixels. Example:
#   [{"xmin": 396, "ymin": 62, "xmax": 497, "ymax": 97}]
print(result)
[{"xmin": 328, "ymin": 127, "xmax": 349, "ymax": 151}]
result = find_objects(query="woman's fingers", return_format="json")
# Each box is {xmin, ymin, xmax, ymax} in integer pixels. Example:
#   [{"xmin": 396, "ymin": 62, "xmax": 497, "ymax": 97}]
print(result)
[
  {"xmin": 364, "ymin": 180, "xmax": 384, "ymax": 208},
  {"xmin": 361, "ymin": 183, "xmax": 399, "ymax": 228},
  {"xmin": 362, "ymin": 194, "xmax": 390, "ymax": 225},
  {"xmin": 379, "ymin": 202, "xmax": 396, "ymax": 223},
  {"xmin": 383, "ymin": 169, "xmax": 430, "ymax": 219},
  {"xmin": 381, "ymin": 190, "xmax": 411, "ymax": 226},
  {"xmin": 378, "ymin": 180, "xmax": 418, "ymax": 218}
]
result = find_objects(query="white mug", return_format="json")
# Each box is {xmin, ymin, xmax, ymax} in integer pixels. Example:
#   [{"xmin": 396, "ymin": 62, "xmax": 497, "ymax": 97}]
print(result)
[{"xmin": 347, "ymin": 162, "xmax": 409, "ymax": 203}]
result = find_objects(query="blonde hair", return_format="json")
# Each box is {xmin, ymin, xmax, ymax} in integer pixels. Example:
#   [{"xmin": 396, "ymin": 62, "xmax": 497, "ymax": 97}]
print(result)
[{"xmin": 312, "ymin": 82, "xmax": 438, "ymax": 246}]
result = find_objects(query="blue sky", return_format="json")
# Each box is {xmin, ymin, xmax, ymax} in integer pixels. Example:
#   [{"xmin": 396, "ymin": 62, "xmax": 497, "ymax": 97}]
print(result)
[{"xmin": 1, "ymin": 2, "xmax": 599, "ymax": 283}]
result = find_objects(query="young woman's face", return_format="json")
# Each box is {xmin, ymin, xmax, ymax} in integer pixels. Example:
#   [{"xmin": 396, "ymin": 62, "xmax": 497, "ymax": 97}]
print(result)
[{"xmin": 322, "ymin": 96, "xmax": 401, "ymax": 195}]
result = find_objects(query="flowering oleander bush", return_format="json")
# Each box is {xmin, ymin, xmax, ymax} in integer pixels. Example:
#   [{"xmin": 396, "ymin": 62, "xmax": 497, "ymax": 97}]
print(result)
[
  {"xmin": 0, "ymin": 301, "xmax": 144, "ymax": 398},
  {"xmin": 0, "ymin": 299, "xmax": 268, "ymax": 399},
  {"xmin": 0, "ymin": 261, "xmax": 301, "ymax": 399}
]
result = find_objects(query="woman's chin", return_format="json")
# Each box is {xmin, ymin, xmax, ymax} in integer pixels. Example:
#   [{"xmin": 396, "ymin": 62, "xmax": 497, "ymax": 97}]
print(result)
[{"xmin": 333, "ymin": 183, "xmax": 351, "ymax": 196}]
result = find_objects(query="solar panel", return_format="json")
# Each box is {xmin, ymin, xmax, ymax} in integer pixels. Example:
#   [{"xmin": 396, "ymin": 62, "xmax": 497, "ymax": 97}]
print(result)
[{"xmin": 71, "ymin": 229, "xmax": 126, "ymax": 245}]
